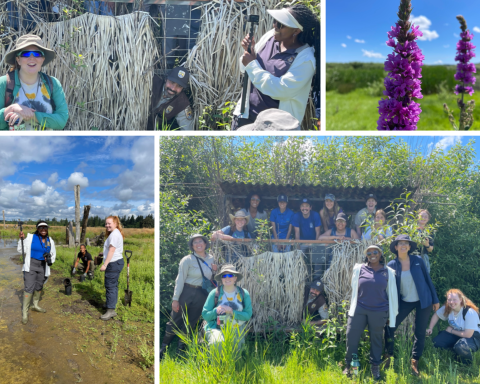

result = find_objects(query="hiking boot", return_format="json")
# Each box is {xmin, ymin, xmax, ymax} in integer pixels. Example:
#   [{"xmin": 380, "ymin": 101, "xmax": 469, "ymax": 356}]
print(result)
[
  {"xmin": 100, "ymin": 309, "xmax": 117, "ymax": 321},
  {"xmin": 382, "ymin": 353, "xmax": 393, "ymax": 370},
  {"xmin": 411, "ymin": 359, "xmax": 420, "ymax": 377},
  {"xmin": 31, "ymin": 290, "xmax": 46, "ymax": 313},
  {"xmin": 371, "ymin": 364, "xmax": 381, "ymax": 381},
  {"xmin": 22, "ymin": 292, "xmax": 31, "ymax": 325}
]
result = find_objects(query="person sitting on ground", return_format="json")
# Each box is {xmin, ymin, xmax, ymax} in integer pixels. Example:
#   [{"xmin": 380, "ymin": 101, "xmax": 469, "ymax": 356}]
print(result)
[
  {"xmin": 201, "ymin": 264, "xmax": 252, "ymax": 355},
  {"xmin": 211, "ymin": 211, "xmax": 252, "ymax": 263},
  {"xmin": 270, "ymin": 194, "xmax": 294, "ymax": 252},
  {"xmin": 303, "ymin": 280, "xmax": 329, "ymax": 327},
  {"xmin": 354, "ymin": 193, "xmax": 377, "ymax": 237},
  {"xmin": 291, "ymin": 197, "xmax": 322, "ymax": 252},
  {"xmin": 427, "ymin": 289, "xmax": 480, "ymax": 365},
  {"xmin": 72, "ymin": 244, "xmax": 94, "ymax": 279},
  {"xmin": 240, "ymin": 192, "xmax": 268, "ymax": 238},
  {"xmin": 319, "ymin": 193, "xmax": 343, "ymax": 233},
  {"xmin": 319, "ymin": 213, "xmax": 359, "ymax": 241},
  {"xmin": 417, "ymin": 209, "xmax": 434, "ymax": 274},
  {"xmin": 362, "ymin": 209, "xmax": 393, "ymax": 241},
  {"xmin": 343, "ymin": 245, "xmax": 398, "ymax": 380}
]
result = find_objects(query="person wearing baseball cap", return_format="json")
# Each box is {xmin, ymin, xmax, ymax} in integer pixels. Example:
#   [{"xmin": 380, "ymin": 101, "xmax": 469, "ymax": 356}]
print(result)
[
  {"xmin": 232, "ymin": 4, "xmax": 319, "ymax": 130},
  {"xmin": 18, "ymin": 220, "xmax": 57, "ymax": 324},
  {"xmin": 148, "ymin": 66, "xmax": 194, "ymax": 130},
  {"xmin": 319, "ymin": 212, "xmax": 359, "ymax": 241},
  {"xmin": 319, "ymin": 193, "xmax": 344, "ymax": 233},
  {"xmin": 291, "ymin": 197, "xmax": 322, "ymax": 253},
  {"xmin": 303, "ymin": 279, "xmax": 329, "ymax": 327},
  {"xmin": 1, "ymin": 34, "xmax": 69, "ymax": 130},
  {"xmin": 270, "ymin": 194, "xmax": 295, "ymax": 252},
  {"xmin": 354, "ymin": 193, "xmax": 378, "ymax": 237}
]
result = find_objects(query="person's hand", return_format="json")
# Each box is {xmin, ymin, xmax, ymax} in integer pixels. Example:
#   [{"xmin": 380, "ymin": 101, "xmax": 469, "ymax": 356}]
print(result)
[
  {"xmin": 426, "ymin": 328, "xmax": 433, "ymax": 336},
  {"xmin": 19, "ymin": 231, "xmax": 25, "ymax": 240},
  {"xmin": 72, "ymin": 267, "xmax": 76, "ymax": 275},
  {"xmin": 100, "ymin": 264, "xmax": 107, "ymax": 272},
  {"xmin": 423, "ymin": 238, "xmax": 430, "ymax": 247},
  {"xmin": 82, "ymin": 273, "xmax": 87, "ymax": 278},
  {"xmin": 432, "ymin": 303, "xmax": 440, "ymax": 312},
  {"xmin": 446, "ymin": 326, "xmax": 453, "ymax": 334},
  {"xmin": 216, "ymin": 305, "xmax": 226, "ymax": 315},
  {"xmin": 6, "ymin": 112, "xmax": 23, "ymax": 127},
  {"xmin": 212, "ymin": 264, "xmax": 218, "ymax": 272},
  {"xmin": 242, "ymin": 51, "xmax": 256, "ymax": 67},
  {"xmin": 5, "ymin": 104, "xmax": 35, "ymax": 120},
  {"xmin": 336, "ymin": 236, "xmax": 345, "ymax": 241},
  {"xmin": 224, "ymin": 306, "xmax": 233, "ymax": 315},
  {"xmin": 172, "ymin": 300, "xmax": 180, "ymax": 313},
  {"xmin": 241, "ymin": 34, "xmax": 256, "ymax": 52}
]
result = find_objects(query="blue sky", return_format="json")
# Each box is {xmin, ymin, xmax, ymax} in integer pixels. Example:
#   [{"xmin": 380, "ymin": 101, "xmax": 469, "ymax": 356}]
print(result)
[
  {"xmin": 327, "ymin": 0, "xmax": 480, "ymax": 64},
  {"xmin": 0, "ymin": 136, "xmax": 154, "ymax": 221}
]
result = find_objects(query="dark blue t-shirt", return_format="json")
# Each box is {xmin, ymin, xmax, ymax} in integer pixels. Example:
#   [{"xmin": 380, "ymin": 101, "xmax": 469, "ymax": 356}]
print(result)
[
  {"xmin": 270, "ymin": 207, "xmax": 294, "ymax": 239},
  {"xmin": 31, "ymin": 234, "xmax": 51, "ymax": 261},
  {"xmin": 291, "ymin": 211, "xmax": 322, "ymax": 240}
]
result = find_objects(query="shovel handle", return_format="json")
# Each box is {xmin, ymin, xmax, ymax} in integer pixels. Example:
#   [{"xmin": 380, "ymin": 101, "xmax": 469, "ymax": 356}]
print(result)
[{"xmin": 125, "ymin": 250, "xmax": 132, "ymax": 263}]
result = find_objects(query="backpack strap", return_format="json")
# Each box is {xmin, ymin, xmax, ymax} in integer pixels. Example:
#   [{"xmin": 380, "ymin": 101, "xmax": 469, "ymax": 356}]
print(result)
[
  {"xmin": 39, "ymin": 72, "xmax": 56, "ymax": 111},
  {"xmin": 463, "ymin": 305, "xmax": 470, "ymax": 321},
  {"xmin": 214, "ymin": 286, "xmax": 221, "ymax": 307},
  {"xmin": 5, "ymin": 70, "xmax": 15, "ymax": 108}
]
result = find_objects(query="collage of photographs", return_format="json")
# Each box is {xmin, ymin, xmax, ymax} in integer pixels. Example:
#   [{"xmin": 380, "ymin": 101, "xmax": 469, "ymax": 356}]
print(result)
[{"xmin": 0, "ymin": 0, "xmax": 323, "ymax": 135}]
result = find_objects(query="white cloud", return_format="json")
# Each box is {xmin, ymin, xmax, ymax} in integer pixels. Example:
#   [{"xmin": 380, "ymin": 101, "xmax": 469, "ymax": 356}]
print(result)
[
  {"xmin": 443, "ymin": 45, "xmax": 450, "ymax": 48},
  {"xmin": 48, "ymin": 172, "xmax": 58, "ymax": 185},
  {"xmin": 454, "ymin": 33, "xmax": 459, "ymax": 38},
  {"xmin": 435, "ymin": 60, "xmax": 443, "ymax": 64},
  {"xmin": 347, "ymin": 35, "xmax": 351, "ymax": 39},
  {"xmin": 30, "ymin": 180, "xmax": 47, "ymax": 196},
  {"xmin": 433, "ymin": 136, "xmax": 462, "ymax": 152},
  {"xmin": 341, "ymin": 43, "xmax": 347, "ymax": 48},
  {"xmin": 362, "ymin": 49, "xmax": 384, "ymax": 59},
  {"xmin": 66, "ymin": 172, "xmax": 89, "ymax": 189},
  {"xmin": 355, "ymin": 39, "xmax": 365, "ymax": 43},
  {"xmin": 474, "ymin": 27, "xmax": 480, "ymax": 33},
  {"xmin": 410, "ymin": 15, "xmax": 439, "ymax": 41}
]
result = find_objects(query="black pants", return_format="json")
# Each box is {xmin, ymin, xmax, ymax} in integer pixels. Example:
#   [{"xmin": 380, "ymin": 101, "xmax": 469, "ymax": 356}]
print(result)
[
  {"xmin": 105, "ymin": 259, "xmax": 124, "ymax": 309},
  {"xmin": 346, "ymin": 306, "xmax": 389, "ymax": 365},
  {"xmin": 162, "ymin": 285, "xmax": 208, "ymax": 345},
  {"xmin": 433, "ymin": 330, "xmax": 480, "ymax": 364},
  {"xmin": 385, "ymin": 300, "xmax": 432, "ymax": 360},
  {"xmin": 24, "ymin": 258, "xmax": 47, "ymax": 293}
]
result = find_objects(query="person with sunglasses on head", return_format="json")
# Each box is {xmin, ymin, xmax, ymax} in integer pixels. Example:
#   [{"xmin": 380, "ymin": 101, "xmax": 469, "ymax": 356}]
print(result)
[
  {"xmin": 0, "ymin": 34, "xmax": 68, "ymax": 130},
  {"xmin": 240, "ymin": 192, "xmax": 268, "ymax": 239},
  {"xmin": 201, "ymin": 264, "xmax": 252, "ymax": 355},
  {"xmin": 232, "ymin": 4, "xmax": 319, "ymax": 130},
  {"xmin": 343, "ymin": 245, "xmax": 398, "ymax": 380},
  {"xmin": 18, "ymin": 220, "xmax": 57, "ymax": 325},
  {"xmin": 383, "ymin": 235, "xmax": 439, "ymax": 377}
]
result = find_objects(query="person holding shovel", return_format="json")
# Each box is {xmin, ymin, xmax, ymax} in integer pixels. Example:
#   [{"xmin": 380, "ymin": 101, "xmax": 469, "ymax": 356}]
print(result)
[
  {"xmin": 18, "ymin": 220, "xmax": 56, "ymax": 325},
  {"xmin": 99, "ymin": 216, "xmax": 125, "ymax": 321}
]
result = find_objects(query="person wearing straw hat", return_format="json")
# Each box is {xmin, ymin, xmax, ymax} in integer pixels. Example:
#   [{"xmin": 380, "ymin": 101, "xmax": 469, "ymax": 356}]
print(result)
[
  {"xmin": 18, "ymin": 220, "xmax": 57, "ymax": 325},
  {"xmin": 201, "ymin": 264, "xmax": 252, "ymax": 355},
  {"xmin": 148, "ymin": 67, "xmax": 194, "ymax": 130},
  {"xmin": 212, "ymin": 211, "xmax": 253, "ymax": 263},
  {"xmin": 383, "ymin": 235, "xmax": 439, "ymax": 377},
  {"xmin": 343, "ymin": 245, "xmax": 398, "ymax": 380},
  {"xmin": 232, "ymin": 4, "xmax": 319, "ymax": 130},
  {"xmin": 160, "ymin": 234, "xmax": 217, "ymax": 360},
  {"xmin": 0, "ymin": 34, "xmax": 68, "ymax": 130}
]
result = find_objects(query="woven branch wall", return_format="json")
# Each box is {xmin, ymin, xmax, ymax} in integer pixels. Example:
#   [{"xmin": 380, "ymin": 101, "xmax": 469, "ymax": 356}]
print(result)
[{"xmin": 0, "ymin": 11, "xmax": 158, "ymax": 130}]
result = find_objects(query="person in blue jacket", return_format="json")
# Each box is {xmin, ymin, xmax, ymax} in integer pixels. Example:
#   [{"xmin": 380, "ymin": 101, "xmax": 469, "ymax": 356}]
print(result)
[
  {"xmin": 270, "ymin": 194, "xmax": 294, "ymax": 252},
  {"xmin": 384, "ymin": 235, "xmax": 439, "ymax": 377}
]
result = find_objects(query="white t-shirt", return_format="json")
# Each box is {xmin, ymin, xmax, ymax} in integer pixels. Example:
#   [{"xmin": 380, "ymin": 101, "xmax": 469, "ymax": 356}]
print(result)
[
  {"xmin": 437, "ymin": 305, "xmax": 480, "ymax": 333},
  {"xmin": 103, "ymin": 228, "xmax": 124, "ymax": 263},
  {"xmin": 218, "ymin": 287, "xmax": 245, "ymax": 328}
]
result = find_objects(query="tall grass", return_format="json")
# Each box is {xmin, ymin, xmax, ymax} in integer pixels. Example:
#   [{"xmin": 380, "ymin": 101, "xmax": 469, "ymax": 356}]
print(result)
[{"xmin": 161, "ymin": 304, "xmax": 480, "ymax": 383}]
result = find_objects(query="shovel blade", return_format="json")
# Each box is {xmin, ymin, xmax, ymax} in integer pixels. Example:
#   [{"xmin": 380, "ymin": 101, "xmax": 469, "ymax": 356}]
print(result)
[{"xmin": 124, "ymin": 290, "xmax": 133, "ymax": 307}]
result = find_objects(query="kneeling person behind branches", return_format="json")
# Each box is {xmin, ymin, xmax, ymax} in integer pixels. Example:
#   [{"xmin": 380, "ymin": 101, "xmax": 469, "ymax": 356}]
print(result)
[
  {"xmin": 303, "ymin": 280, "xmax": 329, "ymax": 327},
  {"xmin": 148, "ymin": 67, "xmax": 194, "ymax": 130},
  {"xmin": 72, "ymin": 244, "xmax": 94, "ymax": 279}
]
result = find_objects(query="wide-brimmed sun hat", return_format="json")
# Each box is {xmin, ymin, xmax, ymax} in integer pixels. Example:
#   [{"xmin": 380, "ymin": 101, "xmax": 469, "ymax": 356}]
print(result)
[
  {"xmin": 229, "ymin": 210, "xmax": 250, "ymax": 225},
  {"xmin": 188, "ymin": 233, "xmax": 210, "ymax": 252},
  {"xmin": 214, "ymin": 264, "xmax": 243, "ymax": 282},
  {"xmin": 389, "ymin": 234, "xmax": 417, "ymax": 255},
  {"xmin": 5, "ymin": 34, "xmax": 56, "ymax": 66}
]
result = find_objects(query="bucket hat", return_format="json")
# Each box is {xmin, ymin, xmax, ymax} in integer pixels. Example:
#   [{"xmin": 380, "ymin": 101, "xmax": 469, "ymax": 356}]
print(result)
[
  {"xmin": 229, "ymin": 210, "xmax": 250, "ymax": 225},
  {"xmin": 214, "ymin": 264, "xmax": 243, "ymax": 282},
  {"xmin": 5, "ymin": 34, "xmax": 56, "ymax": 66},
  {"xmin": 364, "ymin": 244, "xmax": 383, "ymax": 256},
  {"xmin": 188, "ymin": 233, "xmax": 210, "ymax": 252},
  {"xmin": 389, "ymin": 234, "xmax": 417, "ymax": 255},
  {"xmin": 237, "ymin": 109, "xmax": 300, "ymax": 131}
]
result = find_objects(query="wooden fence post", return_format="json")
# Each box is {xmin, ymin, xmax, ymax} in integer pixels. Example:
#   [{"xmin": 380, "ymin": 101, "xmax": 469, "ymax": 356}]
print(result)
[
  {"xmin": 80, "ymin": 205, "xmax": 91, "ymax": 245},
  {"xmin": 74, "ymin": 185, "xmax": 80, "ymax": 245}
]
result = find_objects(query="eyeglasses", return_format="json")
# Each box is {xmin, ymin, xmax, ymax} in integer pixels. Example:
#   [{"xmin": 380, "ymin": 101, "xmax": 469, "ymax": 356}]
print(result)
[
  {"xmin": 17, "ymin": 51, "xmax": 44, "ymax": 58},
  {"xmin": 222, "ymin": 274, "xmax": 235, "ymax": 278},
  {"xmin": 274, "ymin": 20, "xmax": 285, "ymax": 29},
  {"xmin": 366, "ymin": 250, "xmax": 380, "ymax": 256}
]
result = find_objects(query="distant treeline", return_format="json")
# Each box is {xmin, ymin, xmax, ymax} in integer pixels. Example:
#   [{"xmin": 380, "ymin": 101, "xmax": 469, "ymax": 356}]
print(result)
[
  {"xmin": 326, "ymin": 62, "xmax": 476, "ymax": 95},
  {"xmin": 4, "ymin": 214, "xmax": 154, "ymax": 229}
]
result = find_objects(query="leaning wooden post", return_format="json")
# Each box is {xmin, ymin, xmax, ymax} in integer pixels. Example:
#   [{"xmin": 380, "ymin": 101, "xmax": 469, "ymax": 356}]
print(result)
[
  {"xmin": 80, "ymin": 205, "xmax": 91, "ymax": 245},
  {"xmin": 74, "ymin": 185, "xmax": 81, "ymax": 245}
]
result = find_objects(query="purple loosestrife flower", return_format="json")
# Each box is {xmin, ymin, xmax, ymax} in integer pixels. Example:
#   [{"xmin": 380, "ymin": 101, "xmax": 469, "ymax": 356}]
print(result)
[
  {"xmin": 454, "ymin": 17, "xmax": 476, "ymax": 98},
  {"xmin": 377, "ymin": 0, "xmax": 424, "ymax": 131}
]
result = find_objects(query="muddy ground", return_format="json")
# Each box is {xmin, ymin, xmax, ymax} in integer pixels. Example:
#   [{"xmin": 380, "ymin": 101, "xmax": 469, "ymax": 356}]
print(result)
[{"xmin": 0, "ymin": 241, "xmax": 154, "ymax": 384}]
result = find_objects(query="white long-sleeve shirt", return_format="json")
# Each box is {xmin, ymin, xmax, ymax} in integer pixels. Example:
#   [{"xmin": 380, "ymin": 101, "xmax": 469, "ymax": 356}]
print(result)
[{"xmin": 233, "ymin": 29, "xmax": 316, "ymax": 124}]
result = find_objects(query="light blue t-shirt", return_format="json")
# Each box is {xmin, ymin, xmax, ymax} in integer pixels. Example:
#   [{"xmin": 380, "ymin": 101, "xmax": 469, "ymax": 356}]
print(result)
[
  {"xmin": 362, "ymin": 225, "xmax": 393, "ymax": 240},
  {"xmin": 270, "ymin": 207, "xmax": 294, "ymax": 239},
  {"xmin": 221, "ymin": 226, "xmax": 252, "ymax": 239}
]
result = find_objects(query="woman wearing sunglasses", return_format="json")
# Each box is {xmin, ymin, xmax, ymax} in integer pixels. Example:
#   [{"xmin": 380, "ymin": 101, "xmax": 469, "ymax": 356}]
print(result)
[
  {"xmin": 201, "ymin": 264, "xmax": 252, "ymax": 355},
  {"xmin": 232, "ymin": 4, "xmax": 320, "ymax": 130},
  {"xmin": 0, "ymin": 34, "xmax": 68, "ymax": 130},
  {"xmin": 343, "ymin": 245, "xmax": 398, "ymax": 380}
]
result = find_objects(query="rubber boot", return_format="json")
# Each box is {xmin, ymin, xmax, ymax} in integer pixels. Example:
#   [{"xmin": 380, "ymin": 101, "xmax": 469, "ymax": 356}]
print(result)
[
  {"xmin": 22, "ymin": 292, "xmax": 31, "ymax": 325},
  {"xmin": 100, "ymin": 309, "xmax": 117, "ymax": 321},
  {"xmin": 177, "ymin": 340, "xmax": 187, "ymax": 358},
  {"xmin": 160, "ymin": 333, "xmax": 175, "ymax": 361},
  {"xmin": 411, "ymin": 359, "xmax": 420, "ymax": 377},
  {"xmin": 31, "ymin": 290, "xmax": 46, "ymax": 313}
]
